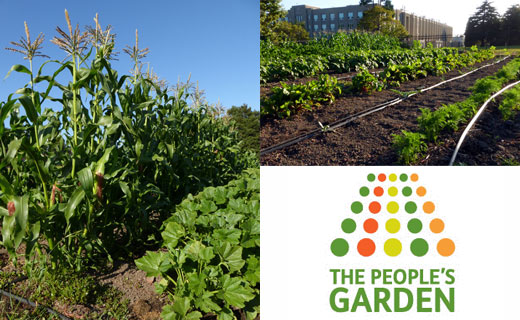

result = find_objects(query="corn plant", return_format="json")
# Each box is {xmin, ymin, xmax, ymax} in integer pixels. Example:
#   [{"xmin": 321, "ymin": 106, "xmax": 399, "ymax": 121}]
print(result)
[{"xmin": 0, "ymin": 11, "xmax": 256, "ymax": 271}]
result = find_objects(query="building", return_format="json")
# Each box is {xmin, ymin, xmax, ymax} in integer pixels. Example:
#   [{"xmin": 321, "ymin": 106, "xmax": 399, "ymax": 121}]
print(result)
[
  {"xmin": 285, "ymin": 4, "xmax": 453, "ymax": 47},
  {"xmin": 285, "ymin": 4, "xmax": 370, "ymax": 36},
  {"xmin": 395, "ymin": 10, "xmax": 453, "ymax": 47}
]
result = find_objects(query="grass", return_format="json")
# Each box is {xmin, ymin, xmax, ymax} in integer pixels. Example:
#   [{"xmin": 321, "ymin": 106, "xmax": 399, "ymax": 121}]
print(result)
[{"xmin": 1, "ymin": 263, "xmax": 130, "ymax": 319}]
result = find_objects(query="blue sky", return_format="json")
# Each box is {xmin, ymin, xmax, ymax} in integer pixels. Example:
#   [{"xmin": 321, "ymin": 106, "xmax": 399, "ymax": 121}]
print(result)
[{"xmin": 0, "ymin": 0, "xmax": 259, "ymax": 111}]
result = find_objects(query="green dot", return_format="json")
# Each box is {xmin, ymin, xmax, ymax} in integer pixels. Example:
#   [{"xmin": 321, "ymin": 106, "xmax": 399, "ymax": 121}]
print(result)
[
  {"xmin": 407, "ymin": 219, "xmax": 423, "ymax": 233},
  {"xmin": 341, "ymin": 219, "xmax": 356, "ymax": 233},
  {"xmin": 405, "ymin": 201, "xmax": 417, "ymax": 213},
  {"xmin": 410, "ymin": 238, "xmax": 429, "ymax": 257},
  {"xmin": 388, "ymin": 186, "xmax": 398, "ymax": 197},
  {"xmin": 331, "ymin": 238, "xmax": 349, "ymax": 257},
  {"xmin": 402, "ymin": 186, "xmax": 412, "ymax": 197},
  {"xmin": 385, "ymin": 218, "xmax": 400, "ymax": 233},
  {"xmin": 351, "ymin": 202, "xmax": 363, "ymax": 214},
  {"xmin": 400, "ymin": 174, "xmax": 408, "ymax": 182},
  {"xmin": 367, "ymin": 174, "xmax": 376, "ymax": 182},
  {"xmin": 387, "ymin": 201, "xmax": 399, "ymax": 213},
  {"xmin": 359, "ymin": 187, "xmax": 370, "ymax": 197},
  {"xmin": 384, "ymin": 238, "xmax": 402, "ymax": 257},
  {"xmin": 389, "ymin": 174, "xmax": 397, "ymax": 181}
]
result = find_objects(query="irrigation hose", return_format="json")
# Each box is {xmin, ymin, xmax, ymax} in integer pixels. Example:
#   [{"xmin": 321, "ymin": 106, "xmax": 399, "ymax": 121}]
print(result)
[
  {"xmin": 260, "ymin": 56, "xmax": 510, "ymax": 157},
  {"xmin": 0, "ymin": 277, "xmax": 72, "ymax": 320},
  {"xmin": 449, "ymin": 79, "xmax": 520, "ymax": 166}
]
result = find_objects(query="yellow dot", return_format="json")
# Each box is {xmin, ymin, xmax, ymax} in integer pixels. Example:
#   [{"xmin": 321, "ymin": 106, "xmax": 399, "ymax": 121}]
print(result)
[
  {"xmin": 385, "ymin": 219, "xmax": 400, "ymax": 233},
  {"xmin": 389, "ymin": 173, "xmax": 397, "ymax": 181},
  {"xmin": 387, "ymin": 201, "xmax": 399, "ymax": 213},
  {"xmin": 388, "ymin": 186, "xmax": 398, "ymax": 197},
  {"xmin": 384, "ymin": 238, "xmax": 402, "ymax": 257}
]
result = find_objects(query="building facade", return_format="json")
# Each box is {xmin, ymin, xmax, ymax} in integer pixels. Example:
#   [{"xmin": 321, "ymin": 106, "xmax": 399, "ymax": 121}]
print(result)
[
  {"xmin": 286, "ymin": 4, "xmax": 453, "ymax": 46},
  {"xmin": 286, "ymin": 4, "xmax": 370, "ymax": 36},
  {"xmin": 394, "ymin": 10, "xmax": 453, "ymax": 47}
]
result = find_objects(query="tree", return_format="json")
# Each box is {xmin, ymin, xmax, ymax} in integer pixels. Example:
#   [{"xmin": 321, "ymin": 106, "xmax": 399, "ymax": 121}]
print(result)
[
  {"xmin": 358, "ymin": 5, "xmax": 408, "ymax": 39},
  {"xmin": 226, "ymin": 104, "xmax": 260, "ymax": 155},
  {"xmin": 502, "ymin": 5, "xmax": 520, "ymax": 46},
  {"xmin": 464, "ymin": 0, "xmax": 501, "ymax": 46},
  {"xmin": 383, "ymin": 0, "xmax": 394, "ymax": 11},
  {"xmin": 260, "ymin": 0, "xmax": 286, "ymax": 40},
  {"xmin": 272, "ymin": 21, "xmax": 309, "ymax": 43}
]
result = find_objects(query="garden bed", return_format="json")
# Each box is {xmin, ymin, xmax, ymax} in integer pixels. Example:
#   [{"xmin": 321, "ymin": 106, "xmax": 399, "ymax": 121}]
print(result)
[{"xmin": 260, "ymin": 56, "xmax": 513, "ymax": 165}]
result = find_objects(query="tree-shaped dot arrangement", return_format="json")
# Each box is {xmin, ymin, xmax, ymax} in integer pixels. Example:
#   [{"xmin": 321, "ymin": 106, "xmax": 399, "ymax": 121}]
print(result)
[{"xmin": 330, "ymin": 173, "xmax": 455, "ymax": 258}]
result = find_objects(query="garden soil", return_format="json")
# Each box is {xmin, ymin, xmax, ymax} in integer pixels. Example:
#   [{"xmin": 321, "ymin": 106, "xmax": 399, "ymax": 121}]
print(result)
[{"xmin": 260, "ymin": 56, "xmax": 517, "ymax": 166}]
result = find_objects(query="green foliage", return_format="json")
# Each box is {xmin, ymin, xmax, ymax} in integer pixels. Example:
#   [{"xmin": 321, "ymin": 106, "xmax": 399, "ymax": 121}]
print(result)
[
  {"xmin": 260, "ymin": 0, "xmax": 286, "ymax": 41},
  {"xmin": 136, "ymin": 169, "xmax": 260, "ymax": 320},
  {"xmin": 465, "ymin": 0, "xmax": 502, "ymax": 46},
  {"xmin": 498, "ymin": 85, "xmax": 520, "ymax": 120},
  {"xmin": 392, "ymin": 131, "xmax": 427, "ymax": 165},
  {"xmin": 271, "ymin": 21, "xmax": 309, "ymax": 43},
  {"xmin": 0, "ymin": 17, "xmax": 256, "ymax": 271},
  {"xmin": 352, "ymin": 68, "xmax": 383, "ymax": 93},
  {"xmin": 393, "ymin": 57, "xmax": 520, "ymax": 163},
  {"xmin": 226, "ymin": 105, "xmax": 260, "ymax": 156},
  {"xmin": 261, "ymin": 75, "xmax": 342, "ymax": 117},
  {"xmin": 261, "ymin": 31, "xmax": 403, "ymax": 83},
  {"xmin": 358, "ymin": 5, "xmax": 409, "ymax": 39}
]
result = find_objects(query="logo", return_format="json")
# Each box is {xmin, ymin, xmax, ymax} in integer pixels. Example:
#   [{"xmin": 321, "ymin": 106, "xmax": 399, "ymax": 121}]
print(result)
[{"xmin": 330, "ymin": 173, "xmax": 455, "ymax": 258}]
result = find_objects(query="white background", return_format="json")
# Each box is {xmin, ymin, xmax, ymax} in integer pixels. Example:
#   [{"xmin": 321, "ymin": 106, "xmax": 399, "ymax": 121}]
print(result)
[{"xmin": 261, "ymin": 167, "xmax": 520, "ymax": 319}]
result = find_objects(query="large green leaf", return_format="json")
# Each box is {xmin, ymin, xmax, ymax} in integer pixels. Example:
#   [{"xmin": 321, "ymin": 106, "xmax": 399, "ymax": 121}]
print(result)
[
  {"xmin": 5, "ymin": 138, "xmax": 22, "ymax": 164},
  {"xmin": 4, "ymin": 64, "xmax": 31, "ymax": 79},
  {"xmin": 161, "ymin": 221, "xmax": 185, "ymax": 248},
  {"xmin": 0, "ymin": 173, "xmax": 14, "ymax": 196},
  {"xmin": 217, "ymin": 275, "xmax": 255, "ymax": 308},
  {"xmin": 77, "ymin": 168, "xmax": 94, "ymax": 192},
  {"xmin": 95, "ymin": 146, "xmax": 114, "ymax": 174},
  {"xmin": 13, "ymin": 195, "xmax": 29, "ymax": 243},
  {"xmin": 18, "ymin": 95, "xmax": 38, "ymax": 123},
  {"xmin": 219, "ymin": 243, "xmax": 245, "ymax": 273},
  {"xmin": 135, "ymin": 251, "xmax": 171, "ymax": 277},
  {"xmin": 64, "ymin": 188, "xmax": 85, "ymax": 225}
]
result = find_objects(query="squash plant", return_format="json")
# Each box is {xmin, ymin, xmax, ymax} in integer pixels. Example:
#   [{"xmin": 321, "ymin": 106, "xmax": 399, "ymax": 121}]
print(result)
[{"xmin": 136, "ymin": 169, "xmax": 260, "ymax": 320}]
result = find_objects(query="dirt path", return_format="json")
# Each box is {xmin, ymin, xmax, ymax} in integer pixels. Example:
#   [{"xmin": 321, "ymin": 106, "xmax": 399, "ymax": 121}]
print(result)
[{"xmin": 260, "ymin": 57, "xmax": 513, "ymax": 166}]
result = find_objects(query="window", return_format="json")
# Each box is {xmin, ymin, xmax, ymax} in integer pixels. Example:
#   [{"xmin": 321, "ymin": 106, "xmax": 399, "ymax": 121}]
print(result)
[
  {"xmin": 314, "ymin": 25, "xmax": 318, "ymax": 31},
  {"xmin": 348, "ymin": 12, "xmax": 353, "ymax": 19},
  {"xmin": 322, "ymin": 14, "xmax": 327, "ymax": 20},
  {"xmin": 339, "ymin": 13, "xmax": 344, "ymax": 20},
  {"xmin": 314, "ymin": 14, "xmax": 318, "ymax": 22},
  {"xmin": 322, "ymin": 24, "xmax": 327, "ymax": 30},
  {"xmin": 330, "ymin": 23, "xmax": 336, "ymax": 31},
  {"xmin": 330, "ymin": 13, "xmax": 335, "ymax": 20},
  {"xmin": 296, "ymin": 15, "xmax": 303, "ymax": 22},
  {"xmin": 358, "ymin": 12, "xmax": 363, "ymax": 18}
]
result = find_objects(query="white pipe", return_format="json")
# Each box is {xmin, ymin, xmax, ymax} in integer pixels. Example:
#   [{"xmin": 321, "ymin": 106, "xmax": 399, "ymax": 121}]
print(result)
[{"xmin": 449, "ymin": 79, "xmax": 520, "ymax": 165}]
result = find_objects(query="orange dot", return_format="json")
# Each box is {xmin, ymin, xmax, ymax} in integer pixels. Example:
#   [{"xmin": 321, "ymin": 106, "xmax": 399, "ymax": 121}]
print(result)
[
  {"xmin": 378, "ymin": 174, "xmax": 386, "ymax": 182},
  {"xmin": 410, "ymin": 173, "xmax": 419, "ymax": 182},
  {"xmin": 364, "ymin": 219, "xmax": 378, "ymax": 233},
  {"xmin": 374, "ymin": 186, "xmax": 384, "ymax": 197},
  {"xmin": 423, "ymin": 201, "xmax": 435, "ymax": 214},
  {"xmin": 357, "ymin": 238, "xmax": 376, "ymax": 257},
  {"xmin": 369, "ymin": 201, "xmax": 381, "ymax": 214},
  {"xmin": 416, "ymin": 186, "xmax": 426, "ymax": 197},
  {"xmin": 437, "ymin": 238, "xmax": 455, "ymax": 257},
  {"xmin": 430, "ymin": 218, "xmax": 444, "ymax": 233}
]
